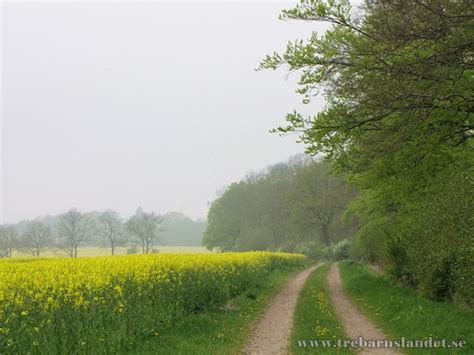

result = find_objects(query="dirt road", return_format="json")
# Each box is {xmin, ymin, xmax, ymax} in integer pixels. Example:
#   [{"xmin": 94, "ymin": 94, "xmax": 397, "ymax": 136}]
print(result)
[
  {"xmin": 327, "ymin": 263, "xmax": 400, "ymax": 355},
  {"xmin": 243, "ymin": 264, "xmax": 322, "ymax": 355}
]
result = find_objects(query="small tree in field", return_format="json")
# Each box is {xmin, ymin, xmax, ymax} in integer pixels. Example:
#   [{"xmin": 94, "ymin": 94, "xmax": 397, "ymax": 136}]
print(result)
[
  {"xmin": 0, "ymin": 224, "xmax": 17, "ymax": 258},
  {"xmin": 21, "ymin": 220, "xmax": 53, "ymax": 257},
  {"xmin": 56, "ymin": 208, "xmax": 92, "ymax": 258},
  {"xmin": 126, "ymin": 209, "xmax": 163, "ymax": 253},
  {"xmin": 96, "ymin": 210, "xmax": 124, "ymax": 255}
]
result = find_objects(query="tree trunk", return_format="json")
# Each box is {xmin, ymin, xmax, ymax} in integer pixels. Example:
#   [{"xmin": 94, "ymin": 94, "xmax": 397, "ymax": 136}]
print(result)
[{"xmin": 321, "ymin": 223, "xmax": 331, "ymax": 246}]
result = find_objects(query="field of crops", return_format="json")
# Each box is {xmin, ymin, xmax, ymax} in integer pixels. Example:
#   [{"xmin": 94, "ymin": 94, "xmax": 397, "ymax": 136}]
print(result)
[{"xmin": 0, "ymin": 252, "xmax": 306, "ymax": 353}]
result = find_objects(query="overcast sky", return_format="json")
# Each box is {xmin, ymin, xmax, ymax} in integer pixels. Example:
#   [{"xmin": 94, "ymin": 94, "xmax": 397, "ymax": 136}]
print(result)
[{"xmin": 1, "ymin": 1, "xmax": 330, "ymax": 223}]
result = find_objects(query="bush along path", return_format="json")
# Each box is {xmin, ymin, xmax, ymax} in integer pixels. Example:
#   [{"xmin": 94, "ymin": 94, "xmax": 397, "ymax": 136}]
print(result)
[
  {"xmin": 243, "ymin": 264, "xmax": 322, "ymax": 355},
  {"xmin": 327, "ymin": 263, "xmax": 400, "ymax": 355}
]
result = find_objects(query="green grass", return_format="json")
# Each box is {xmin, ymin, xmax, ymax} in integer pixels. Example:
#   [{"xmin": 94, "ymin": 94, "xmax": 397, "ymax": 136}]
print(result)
[
  {"xmin": 291, "ymin": 263, "xmax": 353, "ymax": 354},
  {"xmin": 340, "ymin": 261, "xmax": 474, "ymax": 354},
  {"xmin": 127, "ymin": 265, "xmax": 305, "ymax": 355},
  {"xmin": 12, "ymin": 246, "xmax": 210, "ymax": 257}
]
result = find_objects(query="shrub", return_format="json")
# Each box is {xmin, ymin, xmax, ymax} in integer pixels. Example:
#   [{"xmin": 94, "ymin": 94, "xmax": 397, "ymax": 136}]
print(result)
[
  {"xmin": 328, "ymin": 239, "xmax": 352, "ymax": 261},
  {"xmin": 385, "ymin": 234, "xmax": 416, "ymax": 287},
  {"xmin": 452, "ymin": 250, "xmax": 474, "ymax": 309},
  {"xmin": 292, "ymin": 241, "xmax": 326, "ymax": 260}
]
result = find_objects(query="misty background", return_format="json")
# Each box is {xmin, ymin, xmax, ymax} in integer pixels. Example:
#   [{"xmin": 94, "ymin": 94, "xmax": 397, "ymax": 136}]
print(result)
[{"xmin": 1, "ymin": 1, "xmax": 330, "ymax": 224}]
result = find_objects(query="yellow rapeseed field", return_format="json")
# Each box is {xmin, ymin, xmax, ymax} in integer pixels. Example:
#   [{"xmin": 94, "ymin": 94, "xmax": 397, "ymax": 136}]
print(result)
[{"xmin": 0, "ymin": 251, "xmax": 305, "ymax": 353}]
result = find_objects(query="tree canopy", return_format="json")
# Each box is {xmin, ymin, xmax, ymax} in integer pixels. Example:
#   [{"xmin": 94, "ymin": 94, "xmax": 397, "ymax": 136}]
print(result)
[
  {"xmin": 259, "ymin": 0, "xmax": 473, "ymax": 307},
  {"xmin": 203, "ymin": 156, "xmax": 356, "ymax": 251}
]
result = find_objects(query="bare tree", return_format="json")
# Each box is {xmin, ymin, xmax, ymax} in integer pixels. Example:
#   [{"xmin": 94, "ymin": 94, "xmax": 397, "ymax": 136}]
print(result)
[
  {"xmin": 56, "ymin": 208, "xmax": 92, "ymax": 257},
  {"xmin": 21, "ymin": 220, "xmax": 53, "ymax": 257},
  {"xmin": 126, "ymin": 209, "xmax": 163, "ymax": 253},
  {"xmin": 96, "ymin": 210, "xmax": 124, "ymax": 255},
  {"xmin": 0, "ymin": 224, "xmax": 17, "ymax": 258}
]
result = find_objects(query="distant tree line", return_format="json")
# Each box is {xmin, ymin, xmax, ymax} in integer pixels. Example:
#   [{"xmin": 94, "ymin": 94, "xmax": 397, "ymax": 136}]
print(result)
[
  {"xmin": 203, "ymin": 155, "xmax": 357, "ymax": 251},
  {"xmin": 0, "ymin": 209, "xmax": 206, "ymax": 257}
]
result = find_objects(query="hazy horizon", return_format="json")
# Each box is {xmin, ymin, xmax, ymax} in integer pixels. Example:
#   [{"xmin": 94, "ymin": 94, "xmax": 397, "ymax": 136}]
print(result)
[{"xmin": 1, "ymin": 1, "xmax": 330, "ymax": 224}]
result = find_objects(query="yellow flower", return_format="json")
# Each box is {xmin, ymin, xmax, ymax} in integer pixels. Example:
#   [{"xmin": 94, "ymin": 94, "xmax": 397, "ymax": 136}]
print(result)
[{"xmin": 114, "ymin": 285, "xmax": 123, "ymax": 296}]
